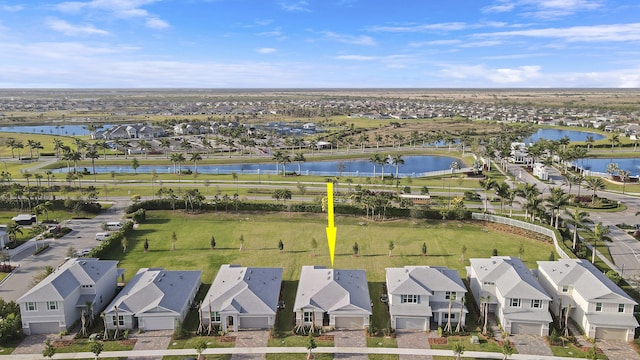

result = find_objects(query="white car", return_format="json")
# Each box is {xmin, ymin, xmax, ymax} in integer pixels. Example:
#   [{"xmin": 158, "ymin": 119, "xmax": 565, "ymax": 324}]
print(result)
[{"xmin": 75, "ymin": 248, "xmax": 91, "ymax": 257}]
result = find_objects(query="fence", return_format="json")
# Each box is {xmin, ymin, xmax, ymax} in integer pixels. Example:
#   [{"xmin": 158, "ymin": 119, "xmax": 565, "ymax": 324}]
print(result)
[{"xmin": 472, "ymin": 213, "xmax": 570, "ymax": 260}]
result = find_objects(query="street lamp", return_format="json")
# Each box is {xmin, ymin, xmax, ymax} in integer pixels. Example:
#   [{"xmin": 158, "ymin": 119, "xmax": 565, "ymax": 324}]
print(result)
[{"xmin": 4, "ymin": 246, "xmax": 9, "ymax": 266}]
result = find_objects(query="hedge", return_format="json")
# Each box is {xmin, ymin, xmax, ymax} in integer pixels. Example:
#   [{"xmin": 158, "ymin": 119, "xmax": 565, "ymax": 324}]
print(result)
[{"xmin": 88, "ymin": 221, "xmax": 134, "ymax": 259}]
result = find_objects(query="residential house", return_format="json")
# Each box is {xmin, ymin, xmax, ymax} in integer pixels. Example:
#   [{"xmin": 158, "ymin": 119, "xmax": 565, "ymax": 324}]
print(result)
[
  {"xmin": 467, "ymin": 256, "xmax": 552, "ymax": 335},
  {"xmin": 200, "ymin": 265, "xmax": 282, "ymax": 332},
  {"xmin": 0, "ymin": 225, "xmax": 8, "ymax": 248},
  {"xmin": 18, "ymin": 258, "xmax": 121, "ymax": 335},
  {"xmin": 93, "ymin": 124, "xmax": 165, "ymax": 140},
  {"xmin": 293, "ymin": 266, "xmax": 372, "ymax": 329},
  {"xmin": 104, "ymin": 268, "xmax": 201, "ymax": 331},
  {"xmin": 386, "ymin": 266, "xmax": 467, "ymax": 330},
  {"xmin": 537, "ymin": 259, "xmax": 638, "ymax": 341}
]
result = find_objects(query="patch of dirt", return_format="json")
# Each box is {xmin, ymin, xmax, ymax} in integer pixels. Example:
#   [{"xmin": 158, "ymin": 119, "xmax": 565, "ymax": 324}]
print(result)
[
  {"xmin": 52, "ymin": 340, "xmax": 74, "ymax": 348},
  {"xmin": 478, "ymin": 221, "xmax": 552, "ymax": 243},
  {"xmin": 428, "ymin": 337, "xmax": 448, "ymax": 345},
  {"xmin": 219, "ymin": 336, "xmax": 236, "ymax": 343},
  {"xmin": 317, "ymin": 335, "xmax": 334, "ymax": 341},
  {"xmin": 119, "ymin": 339, "xmax": 137, "ymax": 346}
]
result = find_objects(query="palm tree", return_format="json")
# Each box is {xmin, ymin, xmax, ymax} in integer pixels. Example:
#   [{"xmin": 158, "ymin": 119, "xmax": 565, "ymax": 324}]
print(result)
[
  {"xmin": 590, "ymin": 222, "xmax": 611, "ymax": 264},
  {"xmin": 546, "ymin": 187, "xmax": 570, "ymax": 229},
  {"xmin": 281, "ymin": 154, "xmax": 291, "ymax": 176},
  {"xmin": 159, "ymin": 138, "xmax": 171, "ymax": 158},
  {"xmin": 518, "ymin": 183, "xmax": 539, "ymax": 220},
  {"xmin": 584, "ymin": 177, "xmax": 605, "ymax": 203},
  {"xmin": 85, "ymin": 147, "xmax": 100, "ymax": 182},
  {"xmin": 494, "ymin": 182, "xmax": 510, "ymax": 214},
  {"xmin": 53, "ymin": 138, "xmax": 64, "ymax": 159},
  {"xmin": 169, "ymin": 153, "xmax": 185, "ymax": 174},
  {"xmin": 272, "ymin": 150, "xmax": 283, "ymax": 174},
  {"xmin": 565, "ymin": 208, "xmax": 593, "ymax": 251},
  {"xmin": 608, "ymin": 133, "xmax": 620, "ymax": 152},
  {"xmin": 139, "ymin": 139, "xmax": 151, "ymax": 159},
  {"xmin": 585, "ymin": 135, "xmax": 595, "ymax": 150},
  {"xmin": 618, "ymin": 169, "xmax": 631, "ymax": 194},
  {"xmin": 294, "ymin": 152, "xmax": 306, "ymax": 174},
  {"xmin": 369, "ymin": 154, "xmax": 382, "ymax": 178},
  {"xmin": 391, "ymin": 154, "xmax": 404, "ymax": 179},
  {"xmin": 189, "ymin": 152, "xmax": 203, "ymax": 174},
  {"xmin": 6, "ymin": 222, "xmax": 23, "ymax": 245},
  {"xmin": 479, "ymin": 178, "xmax": 497, "ymax": 213},
  {"xmin": 452, "ymin": 342, "xmax": 465, "ymax": 360}
]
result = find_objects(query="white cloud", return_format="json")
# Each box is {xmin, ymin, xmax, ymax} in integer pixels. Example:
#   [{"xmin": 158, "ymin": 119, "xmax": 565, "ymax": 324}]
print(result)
[
  {"xmin": 2, "ymin": 4, "xmax": 24, "ymax": 12},
  {"xmin": 335, "ymin": 55, "xmax": 377, "ymax": 61},
  {"xmin": 477, "ymin": 23, "xmax": 640, "ymax": 42},
  {"xmin": 370, "ymin": 21, "xmax": 507, "ymax": 33},
  {"xmin": 280, "ymin": 1, "xmax": 310, "ymax": 12},
  {"xmin": 256, "ymin": 47, "xmax": 277, "ymax": 54},
  {"xmin": 483, "ymin": 0, "xmax": 604, "ymax": 18},
  {"xmin": 146, "ymin": 17, "xmax": 169, "ymax": 29},
  {"xmin": 440, "ymin": 64, "xmax": 541, "ymax": 84},
  {"xmin": 321, "ymin": 31, "xmax": 376, "ymax": 46},
  {"xmin": 46, "ymin": 18, "xmax": 109, "ymax": 36},
  {"xmin": 54, "ymin": 0, "xmax": 168, "ymax": 29},
  {"xmin": 409, "ymin": 40, "xmax": 461, "ymax": 47}
]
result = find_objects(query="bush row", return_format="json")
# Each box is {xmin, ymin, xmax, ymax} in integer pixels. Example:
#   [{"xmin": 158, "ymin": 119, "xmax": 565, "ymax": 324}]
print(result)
[{"xmin": 88, "ymin": 221, "xmax": 134, "ymax": 258}]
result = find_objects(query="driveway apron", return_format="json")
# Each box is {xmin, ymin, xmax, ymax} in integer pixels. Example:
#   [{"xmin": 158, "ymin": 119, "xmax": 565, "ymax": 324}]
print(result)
[
  {"xmin": 333, "ymin": 329, "xmax": 367, "ymax": 360},
  {"xmin": 130, "ymin": 330, "xmax": 173, "ymax": 360},
  {"xmin": 231, "ymin": 330, "xmax": 269, "ymax": 360},
  {"xmin": 396, "ymin": 330, "xmax": 432, "ymax": 360}
]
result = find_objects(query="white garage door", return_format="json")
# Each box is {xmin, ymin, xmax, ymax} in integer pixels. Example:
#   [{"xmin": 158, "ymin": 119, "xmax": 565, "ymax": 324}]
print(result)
[
  {"xmin": 240, "ymin": 316, "xmax": 269, "ymax": 329},
  {"xmin": 511, "ymin": 322, "xmax": 542, "ymax": 335},
  {"xmin": 141, "ymin": 317, "xmax": 175, "ymax": 330},
  {"xmin": 595, "ymin": 327, "xmax": 628, "ymax": 340},
  {"xmin": 28, "ymin": 322, "xmax": 61, "ymax": 334},
  {"xmin": 334, "ymin": 316, "xmax": 364, "ymax": 329},
  {"xmin": 395, "ymin": 317, "xmax": 427, "ymax": 330}
]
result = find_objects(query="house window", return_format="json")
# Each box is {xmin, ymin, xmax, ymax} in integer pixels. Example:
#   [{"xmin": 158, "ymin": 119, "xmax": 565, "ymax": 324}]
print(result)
[
  {"xmin": 25, "ymin": 302, "xmax": 37, "ymax": 311},
  {"xmin": 47, "ymin": 301, "xmax": 58, "ymax": 310},
  {"xmin": 531, "ymin": 300, "xmax": 542, "ymax": 309},
  {"xmin": 444, "ymin": 313, "xmax": 456, "ymax": 319},
  {"xmin": 401, "ymin": 295, "xmax": 419, "ymax": 304},
  {"xmin": 618, "ymin": 304, "xmax": 625, "ymax": 313},
  {"xmin": 112, "ymin": 315, "xmax": 125, "ymax": 326},
  {"xmin": 595, "ymin": 303, "xmax": 602, "ymax": 312},
  {"xmin": 303, "ymin": 311, "xmax": 313, "ymax": 323},
  {"xmin": 445, "ymin": 291, "xmax": 456, "ymax": 300},
  {"xmin": 211, "ymin": 311, "xmax": 221, "ymax": 322},
  {"xmin": 510, "ymin": 298, "xmax": 521, "ymax": 308},
  {"xmin": 562, "ymin": 285, "xmax": 569, "ymax": 293},
  {"xmin": 483, "ymin": 281, "xmax": 495, "ymax": 286}
]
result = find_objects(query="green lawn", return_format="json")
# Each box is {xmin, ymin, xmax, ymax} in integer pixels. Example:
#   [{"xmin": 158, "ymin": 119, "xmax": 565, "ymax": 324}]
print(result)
[
  {"xmin": 53, "ymin": 339, "xmax": 135, "ymax": 353},
  {"xmin": 103, "ymin": 211, "xmax": 556, "ymax": 284}
]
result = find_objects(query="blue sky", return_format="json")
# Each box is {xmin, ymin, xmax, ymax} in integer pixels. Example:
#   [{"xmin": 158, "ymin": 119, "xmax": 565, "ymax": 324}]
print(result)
[{"xmin": 1, "ymin": 0, "xmax": 640, "ymax": 88}]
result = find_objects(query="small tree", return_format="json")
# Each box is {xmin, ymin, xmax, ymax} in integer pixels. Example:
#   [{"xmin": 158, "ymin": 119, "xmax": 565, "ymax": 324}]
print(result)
[
  {"xmin": 143, "ymin": 238, "xmax": 149, "ymax": 252},
  {"xmin": 352, "ymin": 242, "xmax": 359, "ymax": 257},
  {"xmin": 460, "ymin": 245, "xmax": 467, "ymax": 262},
  {"xmin": 518, "ymin": 243, "xmax": 524, "ymax": 258},
  {"xmin": 421, "ymin": 242, "xmax": 427, "ymax": 256},
  {"xmin": 194, "ymin": 339, "xmax": 208, "ymax": 360},
  {"xmin": 131, "ymin": 158, "xmax": 140, "ymax": 173},
  {"xmin": 278, "ymin": 239, "xmax": 284, "ymax": 253},
  {"xmin": 388, "ymin": 240, "xmax": 395, "ymax": 257},
  {"xmin": 310, "ymin": 237, "xmax": 318, "ymax": 256},
  {"xmin": 239, "ymin": 234, "xmax": 245, "ymax": 251},
  {"xmin": 42, "ymin": 339, "xmax": 56, "ymax": 359},
  {"xmin": 492, "ymin": 248, "xmax": 498, "ymax": 256},
  {"xmin": 501, "ymin": 340, "xmax": 514, "ymax": 360},
  {"xmin": 210, "ymin": 235, "xmax": 216, "ymax": 250},
  {"xmin": 121, "ymin": 237, "xmax": 128, "ymax": 253},
  {"xmin": 91, "ymin": 341, "xmax": 103, "ymax": 360},
  {"xmin": 171, "ymin": 231, "xmax": 177, "ymax": 251},
  {"xmin": 306, "ymin": 332, "xmax": 317, "ymax": 360},
  {"xmin": 548, "ymin": 251, "xmax": 555, "ymax": 261},
  {"xmin": 453, "ymin": 342, "xmax": 465, "ymax": 360}
]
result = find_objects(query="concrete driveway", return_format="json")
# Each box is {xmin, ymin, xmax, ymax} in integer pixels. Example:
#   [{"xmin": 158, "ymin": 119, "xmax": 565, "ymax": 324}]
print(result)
[
  {"xmin": 231, "ymin": 330, "xmax": 269, "ymax": 360},
  {"xmin": 333, "ymin": 329, "xmax": 367, "ymax": 360},
  {"xmin": 510, "ymin": 334, "xmax": 553, "ymax": 357},
  {"xmin": 395, "ymin": 330, "xmax": 431, "ymax": 360},
  {"xmin": 598, "ymin": 339, "xmax": 640, "ymax": 360}
]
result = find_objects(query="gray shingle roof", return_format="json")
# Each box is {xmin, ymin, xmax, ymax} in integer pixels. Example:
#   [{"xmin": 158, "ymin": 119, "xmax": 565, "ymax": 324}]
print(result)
[
  {"xmin": 201, "ymin": 265, "xmax": 283, "ymax": 315},
  {"xmin": 470, "ymin": 257, "xmax": 550, "ymax": 300},
  {"xmin": 105, "ymin": 268, "xmax": 202, "ymax": 315},
  {"xmin": 293, "ymin": 266, "xmax": 372, "ymax": 314},
  {"xmin": 18, "ymin": 258, "xmax": 118, "ymax": 303},
  {"xmin": 386, "ymin": 266, "xmax": 466, "ymax": 296},
  {"xmin": 537, "ymin": 259, "xmax": 636, "ymax": 304}
]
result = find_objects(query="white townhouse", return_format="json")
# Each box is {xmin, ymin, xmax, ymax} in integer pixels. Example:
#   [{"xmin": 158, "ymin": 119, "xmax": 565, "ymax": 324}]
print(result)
[
  {"xmin": 386, "ymin": 266, "xmax": 468, "ymax": 331},
  {"xmin": 537, "ymin": 259, "xmax": 638, "ymax": 341},
  {"xmin": 467, "ymin": 256, "xmax": 552, "ymax": 335},
  {"xmin": 18, "ymin": 258, "xmax": 121, "ymax": 335}
]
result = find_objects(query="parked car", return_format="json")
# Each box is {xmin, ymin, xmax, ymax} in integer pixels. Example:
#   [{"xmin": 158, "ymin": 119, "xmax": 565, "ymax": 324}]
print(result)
[
  {"xmin": 75, "ymin": 248, "xmax": 91, "ymax": 257},
  {"xmin": 95, "ymin": 232, "xmax": 110, "ymax": 241}
]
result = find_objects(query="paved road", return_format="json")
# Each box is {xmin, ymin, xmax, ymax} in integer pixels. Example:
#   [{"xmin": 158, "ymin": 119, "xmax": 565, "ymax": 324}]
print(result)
[{"xmin": 0, "ymin": 200, "xmax": 127, "ymax": 302}]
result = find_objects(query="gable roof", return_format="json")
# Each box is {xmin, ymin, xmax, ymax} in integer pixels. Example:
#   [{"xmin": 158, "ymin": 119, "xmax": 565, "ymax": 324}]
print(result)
[
  {"xmin": 18, "ymin": 258, "xmax": 118, "ymax": 303},
  {"xmin": 470, "ymin": 256, "xmax": 550, "ymax": 300},
  {"xmin": 537, "ymin": 259, "xmax": 636, "ymax": 304},
  {"xmin": 105, "ymin": 268, "xmax": 202, "ymax": 315},
  {"xmin": 201, "ymin": 265, "xmax": 283, "ymax": 315},
  {"xmin": 386, "ymin": 266, "xmax": 466, "ymax": 296},
  {"xmin": 293, "ymin": 266, "xmax": 372, "ymax": 314}
]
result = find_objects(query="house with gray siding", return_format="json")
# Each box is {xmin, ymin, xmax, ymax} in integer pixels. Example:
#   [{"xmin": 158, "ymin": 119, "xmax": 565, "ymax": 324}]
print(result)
[
  {"xmin": 104, "ymin": 268, "xmax": 201, "ymax": 331},
  {"xmin": 200, "ymin": 265, "xmax": 282, "ymax": 332},
  {"xmin": 18, "ymin": 258, "xmax": 121, "ymax": 335}
]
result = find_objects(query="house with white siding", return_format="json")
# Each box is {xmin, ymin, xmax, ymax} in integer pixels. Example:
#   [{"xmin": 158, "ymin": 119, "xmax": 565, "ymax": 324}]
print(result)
[
  {"xmin": 386, "ymin": 266, "xmax": 467, "ymax": 331},
  {"xmin": 537, "ymin": 259, "xmax": 638, "ymax": 341},
  {"xmin": 467, "ymin": 256, "xmax": 552, "ymax": 335}
]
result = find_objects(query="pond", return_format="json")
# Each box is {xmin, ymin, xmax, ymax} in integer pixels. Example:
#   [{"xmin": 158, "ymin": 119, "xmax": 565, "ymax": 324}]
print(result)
[
  {"xmin": 523, "ymin": 129, "xmax": 605, "ymax": 144},
  {"xmin": 53, "ymin": 155, "xmax": 467, "ymax": 178},
  {"xmin": 0, "ymin": 124, "xmax": 112, "ymax": 136},
  {"xmin": 576, "ymin": 157, "xmax": 640, "ymax": 177}
]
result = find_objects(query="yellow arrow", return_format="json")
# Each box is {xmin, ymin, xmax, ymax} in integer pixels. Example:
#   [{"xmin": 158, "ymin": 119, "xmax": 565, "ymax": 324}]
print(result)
[{"xmin": 326, "ymin": 182, "xmax": 337, "ymax": 267}]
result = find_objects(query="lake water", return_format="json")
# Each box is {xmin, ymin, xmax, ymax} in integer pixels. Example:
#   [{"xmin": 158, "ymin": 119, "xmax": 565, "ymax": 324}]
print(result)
[
  {"xmin": 0, "ymin": 124, "xmax": 112, "ymax": 136},
  {"xmin": 523, "ymin": 129, "xmax": 606, "ymax": 143},
  {"xmin": 576, "ymin": 158, "xmax": 640, "ymax": 177},
  {"xmin": 53, "ymin": 155, "xmax": 467, "ymax": 177}
]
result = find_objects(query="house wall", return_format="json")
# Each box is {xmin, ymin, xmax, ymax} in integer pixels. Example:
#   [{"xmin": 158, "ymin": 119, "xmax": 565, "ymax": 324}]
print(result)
[
  {"xmin": 92, "ymin": 265, "xmax": 119, "ymax": 315},
  {"xmin": 104, "ymin": 313, "xmax": 136, "ymax": 330},
  {"xmin": 295, "ymin": 308, "xmax": 324, "ymax": 328},
  {"xmin": 21, "ymin": 298, "xmax": 67, "ymax": 335}
]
